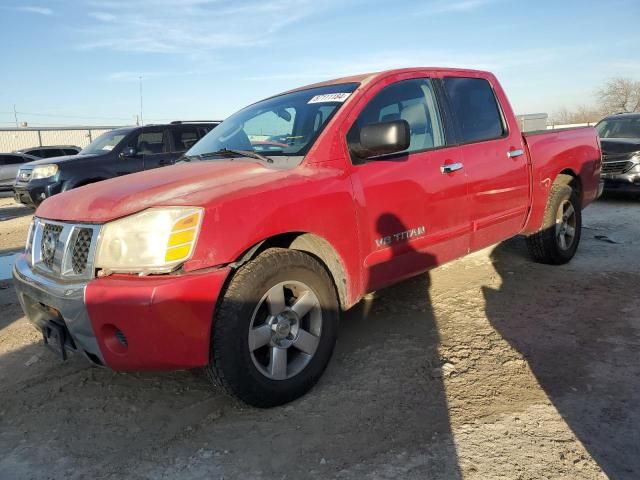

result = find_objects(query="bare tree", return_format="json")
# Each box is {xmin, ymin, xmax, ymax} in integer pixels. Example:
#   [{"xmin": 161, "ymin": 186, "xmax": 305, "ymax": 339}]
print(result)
[
  {"xmin": 597, "ymin": 77, "xmax": 640, "ymax": 114},
  {"xmin": 551, "ymin": 105, "xmax": 603, "ymax": 125}
]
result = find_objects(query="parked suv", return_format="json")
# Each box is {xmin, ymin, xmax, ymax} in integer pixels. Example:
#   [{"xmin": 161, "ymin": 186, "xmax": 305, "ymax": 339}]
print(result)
[
  {"xmin": 15, "ymin": 145, "xmax": 81, "ymax": 158},
  {"xmin": 13, "ymin": 121, "xmax": 219, "ymax": 207},
  {"xmin": 596, "ymin": 112, "xmax": 640, "ymax": 194}
]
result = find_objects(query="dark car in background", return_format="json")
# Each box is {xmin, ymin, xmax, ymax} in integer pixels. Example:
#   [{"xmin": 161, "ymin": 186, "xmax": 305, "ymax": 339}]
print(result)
[
  {"xmin": 596, "ymin": 113, "xmax": 640, "ymax": 194},
  {"xmin": 0, "ymin": 153, "xmax": 38, "ymax": 191},
  {"xmin": 14, "ymin": 145, "xmax": 81, "ymax": 158},
  {"xmin": 13, "ymin": 121, "xmax": 220, "ymax": 207}
]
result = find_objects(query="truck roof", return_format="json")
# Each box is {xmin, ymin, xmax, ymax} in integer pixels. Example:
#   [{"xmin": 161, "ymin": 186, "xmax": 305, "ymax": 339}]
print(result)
[{"xmin": 279, "ymin": 67, "xmax": 494, "ymax": 96}]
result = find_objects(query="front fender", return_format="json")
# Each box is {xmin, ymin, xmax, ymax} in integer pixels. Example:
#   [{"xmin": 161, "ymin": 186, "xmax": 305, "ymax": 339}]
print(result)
[{"xmin": 183, "ymin": 161, "xmax": 363, "ymax": 307}]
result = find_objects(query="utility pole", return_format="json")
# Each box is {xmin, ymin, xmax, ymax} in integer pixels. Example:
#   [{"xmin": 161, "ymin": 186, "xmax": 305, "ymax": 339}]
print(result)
[
  {"xmin": 13, "ymin": 104, "xmax": 18, "ymax": 127},
  {"xmin": 139, "ymin": 76, "xmax": 144, "ymax": 126}
]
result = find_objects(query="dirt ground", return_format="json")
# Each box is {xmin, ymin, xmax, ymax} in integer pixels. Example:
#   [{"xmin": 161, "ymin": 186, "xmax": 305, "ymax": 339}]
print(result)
[{"xmin": 0, "ymin": 193, "xmax": 638, "ymax": 480}]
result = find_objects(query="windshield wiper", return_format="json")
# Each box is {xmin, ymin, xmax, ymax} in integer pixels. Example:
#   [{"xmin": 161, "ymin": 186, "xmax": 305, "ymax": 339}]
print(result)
[{"xmin": 201, "ymin": 148, "xmax": 274, "ymax": 164}]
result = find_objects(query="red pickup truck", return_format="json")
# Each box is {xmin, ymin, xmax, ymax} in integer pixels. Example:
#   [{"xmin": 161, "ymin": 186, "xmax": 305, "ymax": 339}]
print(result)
[{"xmin": 13, "ymin": 68, "xmax": 602, "ymax": 407}]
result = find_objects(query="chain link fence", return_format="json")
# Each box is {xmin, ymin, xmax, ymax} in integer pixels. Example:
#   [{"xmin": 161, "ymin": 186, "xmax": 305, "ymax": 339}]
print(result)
[{"xmin": 0, "ymin": 126, "xmax": 125, "ymax": 152}]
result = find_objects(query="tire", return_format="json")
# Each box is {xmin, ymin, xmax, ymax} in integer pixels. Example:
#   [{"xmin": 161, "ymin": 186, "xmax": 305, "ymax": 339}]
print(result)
[
  {"xmin": 204, "ymin": 248, "xmax": 339, "ymax": 408},
  {"xmin": 526, "ymin": 183, "xmax": 582, "ymax": 265}
]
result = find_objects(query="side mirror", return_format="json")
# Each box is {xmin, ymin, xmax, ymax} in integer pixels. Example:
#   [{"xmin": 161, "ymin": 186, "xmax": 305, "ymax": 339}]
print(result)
[
  {"xmin": 120, "ymin": 146, "xmax": 137, "ymax": 158},
  {"xmin": 356, "ymin": 120, "xmax": 411, "ymax": 159}
]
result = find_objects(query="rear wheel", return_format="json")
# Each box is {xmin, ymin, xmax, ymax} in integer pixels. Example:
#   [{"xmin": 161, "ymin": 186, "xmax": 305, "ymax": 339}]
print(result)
[
  {"xmin": 205, "ymin": 248, "xmax": 339, "ymax": 407},
  {"xmin": 526, "ymin": 183, "xmax": 582, "ymax": 265}
]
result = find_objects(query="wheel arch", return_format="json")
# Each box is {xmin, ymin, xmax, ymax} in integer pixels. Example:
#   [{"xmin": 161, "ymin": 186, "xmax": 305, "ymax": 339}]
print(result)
[
  {"xmin": 555, "ymin": 169, "xmax": 583, "ymax": 204},
  {"xmin": 231, "ymin": 232, "xmax": 351, "ymax": 311}
]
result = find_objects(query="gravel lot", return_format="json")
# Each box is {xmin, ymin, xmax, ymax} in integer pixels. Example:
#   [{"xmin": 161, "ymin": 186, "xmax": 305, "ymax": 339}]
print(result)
[{"xmin": 0, "ymin": 194, "xmax": 638, "ymax": 479}]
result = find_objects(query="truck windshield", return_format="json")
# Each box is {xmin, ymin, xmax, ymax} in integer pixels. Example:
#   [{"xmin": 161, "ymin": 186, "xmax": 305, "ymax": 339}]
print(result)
[
  {"xmin": 80, "ymin": 130, "xmax": 129, "ymax": 155},
  {"xmin": 596, "ymin": 117, "xmax": 640, "ymax": 139},
  {"xmin": 187, "ymin": 83, "xmax": 359, "ymax": 160}
]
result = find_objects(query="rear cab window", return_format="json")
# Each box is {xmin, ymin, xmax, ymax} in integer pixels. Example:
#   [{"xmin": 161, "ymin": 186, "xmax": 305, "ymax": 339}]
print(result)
[{"xmin": 443, "ymin": 77, "xmax": 506, "ymax": 144}]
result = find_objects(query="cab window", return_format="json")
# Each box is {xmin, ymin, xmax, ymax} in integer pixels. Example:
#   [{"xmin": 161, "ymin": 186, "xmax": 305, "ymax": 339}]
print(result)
[
  {"xmin": 347, "ymin": 78, "xmax": 446, "ymax": 159},
  {"xmin": 443, "ymin": 77, "xmax": 506, "ymax": 143}
]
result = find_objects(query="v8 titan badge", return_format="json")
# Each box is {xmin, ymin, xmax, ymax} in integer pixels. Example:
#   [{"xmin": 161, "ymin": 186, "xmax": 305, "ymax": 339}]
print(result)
[{"xmin": 375, "ymin": 226, "xmax": 426, "ymax": 248}]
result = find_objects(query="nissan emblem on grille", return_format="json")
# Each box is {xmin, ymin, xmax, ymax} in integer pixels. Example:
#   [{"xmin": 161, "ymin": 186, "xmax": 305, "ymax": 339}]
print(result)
[
  {"xmin": 40, "ymin": 224, "xmax": 63, "ymax": 268},
  {"xmin": 33, "ymin": 220, "xmax": 99, "ymax": 278}
]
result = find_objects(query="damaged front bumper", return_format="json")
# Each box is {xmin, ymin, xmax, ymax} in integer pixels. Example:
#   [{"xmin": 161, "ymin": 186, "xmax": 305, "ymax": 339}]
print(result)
[{"xmin": 13, "ymin": 253, "xmax": 231, "ymax": 371}]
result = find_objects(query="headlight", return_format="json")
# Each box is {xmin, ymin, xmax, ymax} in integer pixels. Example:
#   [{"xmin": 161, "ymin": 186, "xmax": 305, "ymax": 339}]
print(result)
[
  {"xmin": 95, "ymin": 207, "xmax": 204, "ymax": 275},
  {"xmin": 31, "ymin": 164, "xmax": 58, "ymax": 179}
]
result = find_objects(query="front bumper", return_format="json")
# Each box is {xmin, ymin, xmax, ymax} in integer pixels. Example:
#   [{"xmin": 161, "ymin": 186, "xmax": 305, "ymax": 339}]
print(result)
[
  {"xmin": 13, "ymin": 254, "xmax": 230, "ymax": 371},
  {"xmin": 13, "ymin": 254, "xmax": 104, "ymax": 363},
  {"xmin": 602, "ymin": 172, "xmax": 640, "ymax": 193},
  {"xmin": 13, "ymin": 179, "xmax": 63, "ymax": 207}
]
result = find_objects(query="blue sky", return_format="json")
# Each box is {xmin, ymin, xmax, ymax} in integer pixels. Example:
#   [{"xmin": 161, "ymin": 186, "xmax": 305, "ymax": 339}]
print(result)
[{"xmin": 0, "ymin": 0, "xmax": 639, "ymax": 127}]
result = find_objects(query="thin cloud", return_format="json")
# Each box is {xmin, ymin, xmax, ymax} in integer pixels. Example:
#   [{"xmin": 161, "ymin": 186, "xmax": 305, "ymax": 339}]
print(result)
[
  {"xmin": 89, "ymin": 11, "xmax": 116, "ymax": 22},
  {"xmin": 17, "ymin": 6, "xmax": 54, "ymax": 15},
  {"xmin": 421, "ymin": 0, "xmax": 497, "ymax": 14},
  {"xmin": 243, "ymin": 48, "xmax": 560, "ymax": 83},
  {"xmin": 79, "ymin": 0, "xmax": 325, "ymax": 54}
]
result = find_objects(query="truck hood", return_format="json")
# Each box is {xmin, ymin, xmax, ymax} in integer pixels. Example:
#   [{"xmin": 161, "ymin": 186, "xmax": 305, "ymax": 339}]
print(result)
[
  {"xmin": 22, "ymin": 153, "xmax": 99, "ymax": 168},
  {"xmin": 600, "ymin": 138, "xmax": 640, "ymax": 156},
  {"xmin": 35, "ymin": 160, "xmax": 299, "ymax": 223}
]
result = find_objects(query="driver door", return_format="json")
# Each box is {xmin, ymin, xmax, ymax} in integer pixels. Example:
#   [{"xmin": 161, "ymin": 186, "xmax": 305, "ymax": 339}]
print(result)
[{"xmin": 347, "ymin": 77, "xmax": 470, "ymax": 291}]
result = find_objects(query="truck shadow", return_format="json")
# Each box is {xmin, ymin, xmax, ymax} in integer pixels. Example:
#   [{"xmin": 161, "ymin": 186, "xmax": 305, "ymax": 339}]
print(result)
[
  {"xmin": 484, "ymin": 235, "xmax": 640, "ymax": 479},
  {"xmin": 327, "ymin": 212, "xmax": 461, "ymax": 477}
]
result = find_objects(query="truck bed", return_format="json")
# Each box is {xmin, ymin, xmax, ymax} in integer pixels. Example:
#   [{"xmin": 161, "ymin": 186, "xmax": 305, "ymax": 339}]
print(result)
[{"xmin": 522, "ymin": 126, "xmax": 602, "ymax": 234}]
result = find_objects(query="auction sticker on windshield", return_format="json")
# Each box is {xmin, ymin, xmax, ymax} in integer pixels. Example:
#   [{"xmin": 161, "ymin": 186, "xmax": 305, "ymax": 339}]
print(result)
[{"xmin": 308, "ymin": 93, "xmax": 351, "ymax": 104}]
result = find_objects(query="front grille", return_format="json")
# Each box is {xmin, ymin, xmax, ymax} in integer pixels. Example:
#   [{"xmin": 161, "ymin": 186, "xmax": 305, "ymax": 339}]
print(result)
[
  {"xmin": 32, "ymin": 219, "xmax": 100, "ymax": 279},
  {"xmin": 71, "ymin": 228, "xmax": 93, "ymax": 274},
  {"xmin": 40, "ymin": 223, "xmax": 63, "ymax": 268},
  {"xmin": 603, "ymin": 153, "xmax": 633, "ymax": 162},
  {"xmin": 602, "ymin": 160, "xmax": 634, "ymax": 175}
]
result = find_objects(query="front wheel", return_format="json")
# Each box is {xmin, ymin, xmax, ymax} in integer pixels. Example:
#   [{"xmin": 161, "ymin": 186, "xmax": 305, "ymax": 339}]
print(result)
[
  {"xmin": 526, "ymin": 183, "xmax": 582, "ymax": 265},
  {"xmin": 205, "ymin": 248, "xmax": 339, "ymax": 407}
]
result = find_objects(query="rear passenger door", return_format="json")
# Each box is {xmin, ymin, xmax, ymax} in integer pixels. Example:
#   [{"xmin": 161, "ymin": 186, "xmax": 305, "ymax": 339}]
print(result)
[
  {"xmin": 442, "ymin": 76, "xmax": 529, "ymax": 252},
  {"xmin": 347, "ymin": 77, "xmax": 470, "ymax": 291}
]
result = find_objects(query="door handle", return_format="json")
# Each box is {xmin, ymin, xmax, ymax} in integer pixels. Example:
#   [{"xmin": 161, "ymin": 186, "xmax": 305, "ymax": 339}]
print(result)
[
  {"xmin": 440, "ymin": 162, "xmax": 464, "ymax": 174},
  {"xmin": 507, "ymin": 149, "xmax": 524, "ymax": 158}
]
